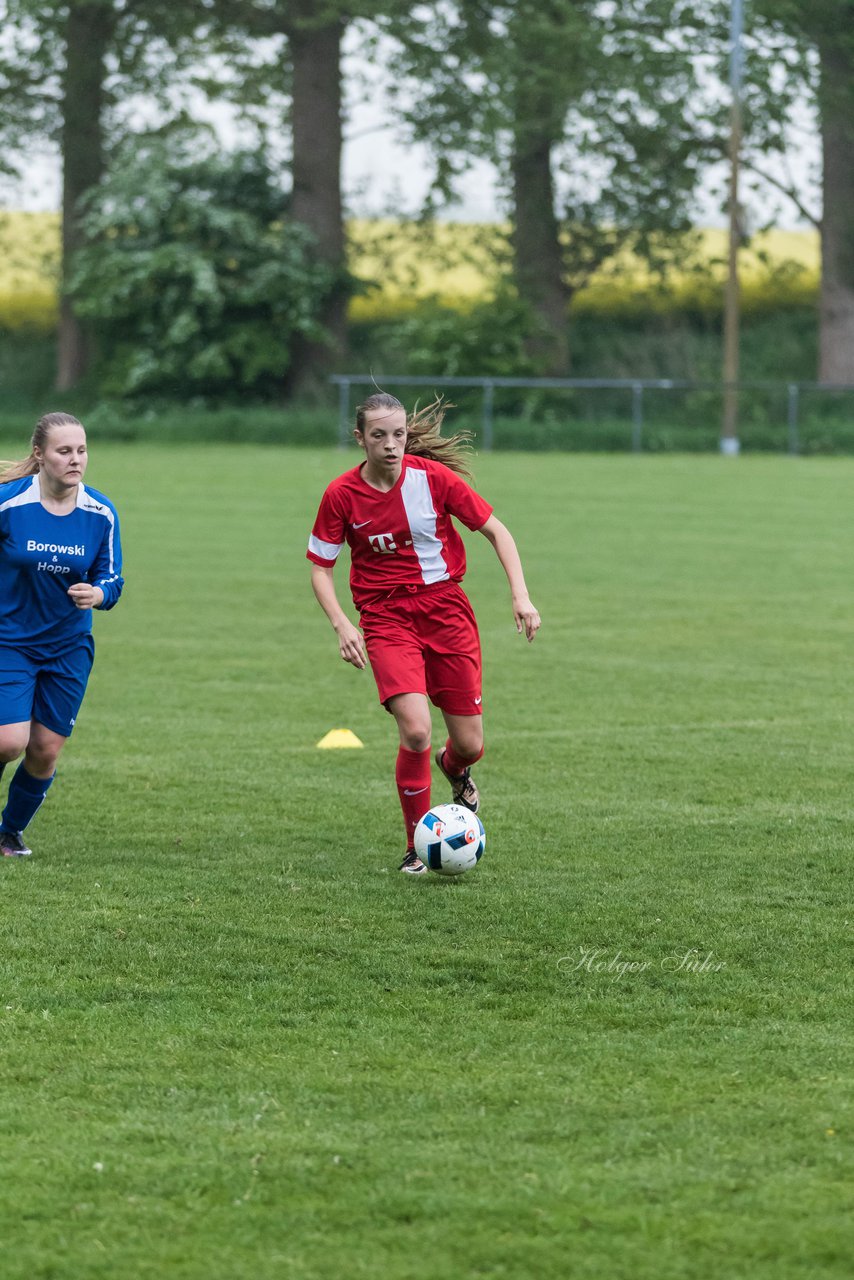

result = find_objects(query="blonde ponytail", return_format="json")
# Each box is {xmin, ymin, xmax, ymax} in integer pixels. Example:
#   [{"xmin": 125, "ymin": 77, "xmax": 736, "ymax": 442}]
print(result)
[
  {"xmin": 404, "ymin": 397, "xmax": 474, "ymax": 479},
  {"xmin": 0, "ymin": 454, "xmax": 39, "ymax": 483}
]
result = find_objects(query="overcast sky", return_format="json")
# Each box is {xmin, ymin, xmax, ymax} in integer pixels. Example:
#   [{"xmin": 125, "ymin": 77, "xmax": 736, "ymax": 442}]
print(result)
[
  {"xmin": 4, "ymin": 109, "xmax": 506, "ymax": 222},
  {"xmin": 3, "ymin": 117, "xmax": 817, "ymax": 230}
]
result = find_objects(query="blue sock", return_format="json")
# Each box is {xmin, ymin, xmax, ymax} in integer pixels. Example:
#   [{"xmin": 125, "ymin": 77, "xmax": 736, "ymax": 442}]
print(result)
[{"xmin": 1, "ymin": 764, "xmax": 55, "ymax": 834}]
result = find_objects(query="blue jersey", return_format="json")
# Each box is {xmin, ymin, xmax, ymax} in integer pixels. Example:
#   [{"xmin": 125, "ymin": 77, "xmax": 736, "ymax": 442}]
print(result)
[{"xmin": 0, "ymin": 474, "xmax": 123, "ymax": 653}]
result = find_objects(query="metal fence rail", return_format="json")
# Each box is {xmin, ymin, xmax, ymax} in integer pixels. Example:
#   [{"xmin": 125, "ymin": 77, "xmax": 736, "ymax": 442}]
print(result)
[{"xmin": 330, "ymin": 374, "xmax": 854, "ymax": 454}]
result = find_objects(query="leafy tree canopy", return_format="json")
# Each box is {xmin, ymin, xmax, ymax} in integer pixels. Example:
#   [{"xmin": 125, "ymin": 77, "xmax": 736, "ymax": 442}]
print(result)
[{"xmin": 70, "ymin": 135, "xmax": 335, "ymax": 399}]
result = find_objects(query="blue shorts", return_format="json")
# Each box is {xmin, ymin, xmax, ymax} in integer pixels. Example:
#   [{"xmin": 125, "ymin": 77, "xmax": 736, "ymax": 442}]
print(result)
[{"xmin": 0, "ymin": 639, "xmax": 95, "ymax": 738}]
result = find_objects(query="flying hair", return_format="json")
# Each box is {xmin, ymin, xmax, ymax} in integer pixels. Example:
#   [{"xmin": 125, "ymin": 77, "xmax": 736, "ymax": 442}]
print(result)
[
  {"xmin": 355, "ymin": 391, "xmax": 474, "ymax": 480},
  {"xmin": 0, "ymin": 412, "xmax": 83, "ymax": 483}
]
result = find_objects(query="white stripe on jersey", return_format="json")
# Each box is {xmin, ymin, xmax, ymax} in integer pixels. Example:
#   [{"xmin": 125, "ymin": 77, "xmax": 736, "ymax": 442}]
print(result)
[
  {"xmin": 0, "ymin": 476, "xmax": 39, "ymax": 513},
  {"xmin": 78, "ymin": 484, "xmax": 119, "ymax": 575},
  {"xmin": 308, "ymin": 533, "xmax": 343, "ymax": 562},
  {"xmin": 400, "ymin": 468, "xmax": 449, "ymax": 584}
]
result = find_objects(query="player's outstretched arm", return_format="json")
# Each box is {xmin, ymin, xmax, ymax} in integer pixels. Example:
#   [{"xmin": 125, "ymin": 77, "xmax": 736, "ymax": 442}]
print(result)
[
  {"xmin": 478, "ymin": 515, "xmax": 541, "ymax": 642},
  {"xmin": 310, "ymin": 564, "xmax": 367, "ymax": 669}
]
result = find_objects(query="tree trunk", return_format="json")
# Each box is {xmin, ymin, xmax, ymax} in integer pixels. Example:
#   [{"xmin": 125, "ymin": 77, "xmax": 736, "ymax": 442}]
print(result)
[
  {"xmin": 57, "ymin": 0, "xmax": 112, "ymax": 392},
  {"xmin": 817, "ymin": 39, "xmax": 854, "ymax": 383},
  {"xmin": 511, "ymin": 119, "xmax": 570, "ymax": 374},
  {"xmin": 284, "ymin": 17, "xmax": 348, "ymax": 400}
]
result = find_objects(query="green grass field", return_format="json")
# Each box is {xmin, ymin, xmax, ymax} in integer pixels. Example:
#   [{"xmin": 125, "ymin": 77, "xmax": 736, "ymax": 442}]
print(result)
[{"xmin": 1, "ymin": 447, "xmax": 852, "ymax": 1279}]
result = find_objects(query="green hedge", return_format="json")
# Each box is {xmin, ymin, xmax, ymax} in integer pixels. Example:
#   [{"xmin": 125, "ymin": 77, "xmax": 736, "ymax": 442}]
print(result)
[
  {"xmin": 3, "ymin": 299, "xmax": 847, "ymax": 456},
  {"xmin": 2, "ymin": 400, "xmax": 853, "ymax": 456},
  {"xmin": 2, "ymin": 295, "xmax": 821, "ymax": 409}
]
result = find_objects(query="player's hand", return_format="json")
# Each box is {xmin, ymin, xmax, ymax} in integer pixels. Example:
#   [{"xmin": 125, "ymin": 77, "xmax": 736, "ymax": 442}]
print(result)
[
  {"xmin": 513, "ymin": 595, "xmax": 541, "ymax": 642},
  {"xmin": 68, "ymin": 583, "xmax": 104, "ymax": 609},
  {"xmin": 336, "ymin": 620, "xmax": 367, "ymax": 669}
]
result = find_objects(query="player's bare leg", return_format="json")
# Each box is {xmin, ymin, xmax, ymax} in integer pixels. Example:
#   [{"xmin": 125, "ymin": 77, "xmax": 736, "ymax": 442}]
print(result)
[{"xmin": 436, "ymin": 712, "xmax": 483, "ymax": 813}]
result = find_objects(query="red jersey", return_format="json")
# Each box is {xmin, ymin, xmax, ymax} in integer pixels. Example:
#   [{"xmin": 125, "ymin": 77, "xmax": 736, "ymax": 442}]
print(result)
[{"xmin": 307, "ymin": 455, "xmax": 493, "ymax": 611}]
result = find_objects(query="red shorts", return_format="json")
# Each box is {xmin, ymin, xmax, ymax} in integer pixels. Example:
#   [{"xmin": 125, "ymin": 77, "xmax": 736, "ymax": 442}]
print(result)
[{"xmin": 360, "ymin": 582, "xmax": 483, "ymax": 716}]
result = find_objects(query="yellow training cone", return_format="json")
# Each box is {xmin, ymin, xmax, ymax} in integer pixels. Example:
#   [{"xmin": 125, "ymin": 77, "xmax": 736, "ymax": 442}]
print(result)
[{"xmin": 316, "ymin": 728, "xmax": 364, "ymax": 749}]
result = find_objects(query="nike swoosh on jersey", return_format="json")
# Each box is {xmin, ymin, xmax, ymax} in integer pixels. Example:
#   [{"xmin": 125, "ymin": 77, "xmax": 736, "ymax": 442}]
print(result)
[{"xmin": 352, "ymin": 519, "xmax": 372, "ymax": 528}]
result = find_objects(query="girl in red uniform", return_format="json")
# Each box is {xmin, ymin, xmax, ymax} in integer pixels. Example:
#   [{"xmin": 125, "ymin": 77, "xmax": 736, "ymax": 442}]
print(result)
[{"xmin": 307, "ymin": 393, "xmax": 540, "ymax": 874}]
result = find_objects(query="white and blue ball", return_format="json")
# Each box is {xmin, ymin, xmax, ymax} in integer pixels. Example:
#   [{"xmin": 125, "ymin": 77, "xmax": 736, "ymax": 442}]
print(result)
[{"xmin": 414, "ymin": 803, "xmax": 485, "ymax": 876}]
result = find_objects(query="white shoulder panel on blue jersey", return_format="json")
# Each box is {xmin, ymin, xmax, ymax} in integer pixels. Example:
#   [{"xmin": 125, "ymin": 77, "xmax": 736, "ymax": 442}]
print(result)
[{"xmin": 0, "ymin": 475, "xmax": 40, "ymax": 513}]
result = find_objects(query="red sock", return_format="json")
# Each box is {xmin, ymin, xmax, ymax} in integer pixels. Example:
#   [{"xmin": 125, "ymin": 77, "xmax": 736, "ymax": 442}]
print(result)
[
  {"xmin": 395, "ymin": 747, "xmax": 432, "ymax": 848},
  {"xmin": 441, "ymin": 738, "xmax": 484, "ymax": 777}
]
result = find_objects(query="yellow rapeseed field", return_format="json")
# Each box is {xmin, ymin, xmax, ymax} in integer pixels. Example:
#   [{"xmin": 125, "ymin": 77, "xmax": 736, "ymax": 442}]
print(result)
[
  {"xmin": 348, "ymin": 220, "xmax": 820, "ymax": 319},
  {"xmin": 0, "ymin": 211, "xmax": 819, "ymax": 333},
  {"xmin": 0, "ymin": 211, "xmax": 61, "ymax": 331}
]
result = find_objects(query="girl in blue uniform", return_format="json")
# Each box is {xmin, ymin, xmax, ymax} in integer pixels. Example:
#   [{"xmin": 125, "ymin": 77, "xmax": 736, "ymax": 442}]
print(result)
[{"xmin": 0, "ymin": 412, "xmax": 123, "ymax": 857}]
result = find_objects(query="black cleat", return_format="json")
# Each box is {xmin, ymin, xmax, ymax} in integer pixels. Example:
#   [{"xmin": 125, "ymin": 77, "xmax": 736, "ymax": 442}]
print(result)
[
  {"xmin": 1, "ymin": 830, "xmax": 32, "ymax": 858},
  {"xmin": 435, "ymin": 750, "xmax": 480, "ymax": 813},
  {"xmin": 398, "ymin": 849, "xmax": 427, "ymax": 875}
]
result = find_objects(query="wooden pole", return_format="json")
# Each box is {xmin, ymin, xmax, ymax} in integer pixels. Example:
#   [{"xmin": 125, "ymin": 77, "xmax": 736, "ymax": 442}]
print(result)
[{"xmin": 721, "ymin": 0, "xmax": 743, "ymax": 455}]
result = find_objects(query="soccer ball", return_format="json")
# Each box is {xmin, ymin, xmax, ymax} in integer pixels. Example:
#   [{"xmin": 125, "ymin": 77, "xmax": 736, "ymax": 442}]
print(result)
[{"xmin": 413, "ymin": 803, "xmax": 485, "ymax": 876}]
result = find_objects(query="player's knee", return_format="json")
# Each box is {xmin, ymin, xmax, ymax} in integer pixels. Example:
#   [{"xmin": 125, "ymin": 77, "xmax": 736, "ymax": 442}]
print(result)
[
  {"xmin": 452, "ymin": 729, "xmax": 484, "ymax": 762},
  {"xmin": 401, "ymin": 724, "xmax": 431, "ymax": 752},
  {"xmin": 0, "ymin": 730, "xmax": 29, "ymax": 763},
  {"xmin": 25, "ymin": 734, "xmax": 64, "ymax": 774},
  {"xmin": 28, "ymin": 746, "xmax": 61, "ymax": 774}
]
